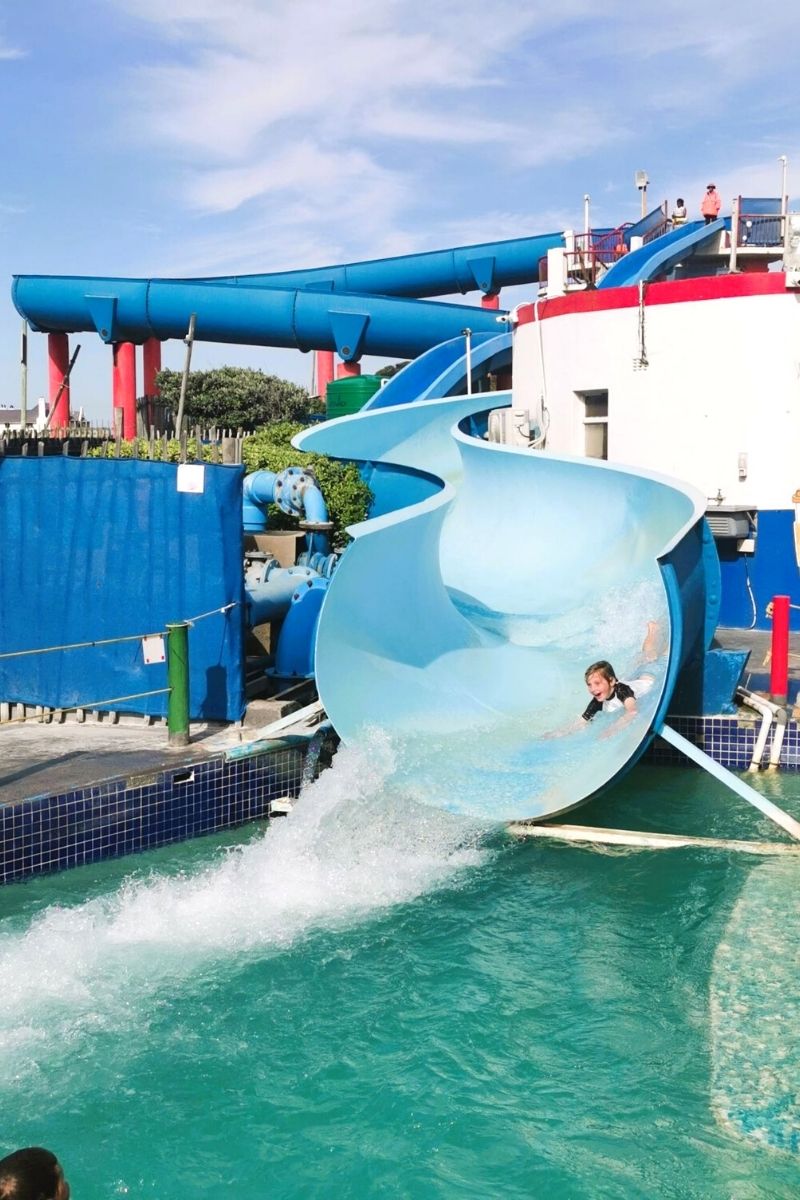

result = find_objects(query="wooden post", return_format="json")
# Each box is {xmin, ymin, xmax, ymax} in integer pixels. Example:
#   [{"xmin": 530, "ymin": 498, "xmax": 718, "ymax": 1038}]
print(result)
[
  {"xmin": 19, "ymin": 320, "xmax": 27, "ymax": 427},
  {"xmin": 176, "ymin": 314, "xmax": 196, "ymax": 436}
]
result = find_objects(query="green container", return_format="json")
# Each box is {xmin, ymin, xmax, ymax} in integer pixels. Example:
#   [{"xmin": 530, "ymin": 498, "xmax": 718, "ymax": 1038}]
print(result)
[{"xmin": 326, "ymin": 374, "xmax": 383, "ymax": 418}]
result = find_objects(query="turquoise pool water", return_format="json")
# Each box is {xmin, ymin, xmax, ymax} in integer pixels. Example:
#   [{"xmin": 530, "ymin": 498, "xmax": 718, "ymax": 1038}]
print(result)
[{"xmin": 1, "ymin": 738, "xmax": 799, "ymax": 1198}]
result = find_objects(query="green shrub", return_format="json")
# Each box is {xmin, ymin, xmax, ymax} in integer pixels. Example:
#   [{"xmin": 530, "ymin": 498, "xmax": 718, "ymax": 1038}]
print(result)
[{"xmin": 88, "ymin": 438, "xmax": 206, "ymax": 462}]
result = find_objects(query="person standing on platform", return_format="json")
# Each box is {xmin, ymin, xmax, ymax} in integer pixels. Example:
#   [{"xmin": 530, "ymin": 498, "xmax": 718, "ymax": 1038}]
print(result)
[
  {"xmin": 671, "ymin": 198, "xmax": 687, "ymax": 227},
  {"xmin": 701, "ymin": 184, "xmax": 721, "ymax": 224}
]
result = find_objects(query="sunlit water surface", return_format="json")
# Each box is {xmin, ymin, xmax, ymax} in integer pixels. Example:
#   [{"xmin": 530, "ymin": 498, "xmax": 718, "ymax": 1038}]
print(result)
[{"xmin": 1, "ymin": 734, "xmax": 799, "ymax": 1198}]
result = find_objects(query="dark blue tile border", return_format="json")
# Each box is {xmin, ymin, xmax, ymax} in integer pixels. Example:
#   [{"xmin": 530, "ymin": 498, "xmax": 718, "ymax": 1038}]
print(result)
[
  {"xmin": 1, "ymin": 744, "xmax": 307, "ymax": 884},
  {"xmin": 3, "ymin": 716, "xmax": 794, "ymax": 884},
  {"xmin": 646, "ymin": 713, "xmax": 798, "ymax": 770}
]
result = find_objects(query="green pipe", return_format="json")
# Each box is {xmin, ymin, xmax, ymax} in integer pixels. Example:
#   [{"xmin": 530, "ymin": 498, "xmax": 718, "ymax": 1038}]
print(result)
[{"xmin": 167, "ymin": 622, "xmax": 190, "ymax": 746}]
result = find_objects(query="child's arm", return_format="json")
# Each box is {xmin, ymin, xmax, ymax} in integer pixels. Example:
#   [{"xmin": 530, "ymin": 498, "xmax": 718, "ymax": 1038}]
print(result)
[
  {"xmin": 542, "ymin": 698, "xmax": 599, "ymax": 739},
  {"xmin": 598, "ymin": 692, "xmax": 638, "ymax": 739},
  {"xmin": 541, "ymin": 716, "xmax": 586, "ymax": 739}
]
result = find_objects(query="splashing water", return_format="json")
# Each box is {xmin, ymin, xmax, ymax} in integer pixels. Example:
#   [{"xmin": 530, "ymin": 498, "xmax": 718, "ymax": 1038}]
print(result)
[{"xmin": 0, "ymin": 730, "xmax": 489, "ymax": 1084}]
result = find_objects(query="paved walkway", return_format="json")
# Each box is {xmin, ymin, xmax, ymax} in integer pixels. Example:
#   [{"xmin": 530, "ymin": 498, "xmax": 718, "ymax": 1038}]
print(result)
[
  {"xmin": 0, "ymin": 693, "xmax": 307, "ymax": 807},
  {"xmin": 714, "ymin": 627, "xmax": 800, "ymax": 699},
  {"xmin": 0, "ymin": 718, "xmax": 224, "ymax": 805}
]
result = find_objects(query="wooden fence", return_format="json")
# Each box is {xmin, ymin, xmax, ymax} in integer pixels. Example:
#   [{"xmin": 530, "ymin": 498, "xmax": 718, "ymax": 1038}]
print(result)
[{"xmin": 0, "ymin": 425, "xmax": 245, "ymax": 464}]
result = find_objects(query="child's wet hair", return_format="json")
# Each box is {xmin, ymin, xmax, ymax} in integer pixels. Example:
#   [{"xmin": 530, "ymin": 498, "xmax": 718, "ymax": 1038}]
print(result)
[{"xmin": 585, "ymin": 660, "xmax": 616, "ymax": 684}]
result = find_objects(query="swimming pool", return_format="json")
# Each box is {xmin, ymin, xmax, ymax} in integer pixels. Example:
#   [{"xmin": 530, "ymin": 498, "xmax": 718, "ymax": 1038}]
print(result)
[{"xmin": 1, "ymin": 739, "xmax": 798, "ymax": 1198}]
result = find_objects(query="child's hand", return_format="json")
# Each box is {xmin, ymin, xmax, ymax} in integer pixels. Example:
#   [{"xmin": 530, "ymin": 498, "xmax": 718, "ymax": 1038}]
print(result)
[{"xmin": 598, "ymin": 706, "xmax": 637, "ymax": 739}]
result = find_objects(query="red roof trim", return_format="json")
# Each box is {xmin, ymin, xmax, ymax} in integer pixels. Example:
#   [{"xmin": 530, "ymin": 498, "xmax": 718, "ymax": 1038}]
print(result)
[{"xmin": 515, "ymin": 271, "xmax": 788, "ymax": 325}]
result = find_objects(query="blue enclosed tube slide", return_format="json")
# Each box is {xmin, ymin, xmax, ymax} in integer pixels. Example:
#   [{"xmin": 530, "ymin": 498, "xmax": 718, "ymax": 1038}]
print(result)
[
  {"xmin": 12, "ymin": 231, "xmax": 565, "ymax": 358},
  {"xmin": 191, "ymin": 232, "xmax": 563, "ymax": 297},
  {"xmin": 12, "ymin": 276, "xmax": 510, "ymax": 363}
]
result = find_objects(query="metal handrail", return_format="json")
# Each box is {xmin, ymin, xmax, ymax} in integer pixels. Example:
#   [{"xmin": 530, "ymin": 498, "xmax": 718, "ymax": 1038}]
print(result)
[
  {"xmin": 0, "ymin": 602, "xmax": 239, "ymax": 661},
  {"xmin": 0, "ymin": 688, "xmax": 171, "ymax": 726},
  {"xmin": 737, "ymin": 210, "xmax": 784, "ymax": 248},
  {"xmin": 643, "ymin": 217, "xmax": 671, "ymax": 244}
]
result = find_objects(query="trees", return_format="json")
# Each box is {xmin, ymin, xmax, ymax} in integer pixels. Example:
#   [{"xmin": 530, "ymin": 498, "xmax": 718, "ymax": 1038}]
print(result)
[{"xmin": 154, "ymin": 366, "xmax": 321, "ymax": 429}]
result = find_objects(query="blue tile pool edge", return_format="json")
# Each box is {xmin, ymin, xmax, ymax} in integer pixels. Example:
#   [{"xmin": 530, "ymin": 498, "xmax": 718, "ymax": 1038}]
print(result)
[
  {"xmin": 3, "ymin": 716, "xmax": 797, "ymax": 883},
  {"xmin": 0, "ymin": 744, "xmax": 308, "ymax": 884},
  {"xmin": 646, "ymin": 713, "xmax": 800, "ymax": 771}
]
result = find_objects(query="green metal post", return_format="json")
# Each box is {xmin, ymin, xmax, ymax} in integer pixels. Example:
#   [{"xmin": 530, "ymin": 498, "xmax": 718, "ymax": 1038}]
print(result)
[{"xmin": 167, "ymin": 622, "xmax": 190, "ymax": 746}]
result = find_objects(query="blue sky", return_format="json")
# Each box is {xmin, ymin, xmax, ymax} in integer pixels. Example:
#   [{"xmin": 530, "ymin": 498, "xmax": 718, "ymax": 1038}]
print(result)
[{"xmin": 1, "ymin": 0, "xmax": 797, "ymax": 422}]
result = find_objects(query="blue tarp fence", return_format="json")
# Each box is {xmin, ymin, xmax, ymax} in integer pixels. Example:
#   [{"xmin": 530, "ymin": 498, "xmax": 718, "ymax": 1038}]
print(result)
[{"xmin": 0, "ymin": 457, "xmax": 245, "ymax": 721}]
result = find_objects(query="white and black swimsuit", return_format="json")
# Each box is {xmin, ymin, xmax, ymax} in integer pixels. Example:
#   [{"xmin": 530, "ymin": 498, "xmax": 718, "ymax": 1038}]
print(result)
[{"xmin": 582, "ymin": 676, "xmax": 653, "ymax": 723}]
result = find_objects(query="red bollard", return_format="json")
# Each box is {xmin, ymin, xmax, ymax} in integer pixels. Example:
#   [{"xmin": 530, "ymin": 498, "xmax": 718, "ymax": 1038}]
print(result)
[{"xmin": 770, "ymin": 594, "xmax": 790, "ymax": 705}]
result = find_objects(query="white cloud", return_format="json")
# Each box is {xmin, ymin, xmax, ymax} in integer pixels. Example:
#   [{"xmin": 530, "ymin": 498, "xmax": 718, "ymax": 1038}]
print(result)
[
  {"xmin": 0, "ymin": 33, "xmax": 24, "ymax": 59},
  {"xmin": 117, "ymin": 0, "xmax": 590, "ymax": 162}
]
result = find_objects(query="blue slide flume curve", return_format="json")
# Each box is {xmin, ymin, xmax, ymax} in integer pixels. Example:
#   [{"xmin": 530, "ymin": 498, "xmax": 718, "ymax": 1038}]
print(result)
[{"xmin": 297, "ymin": 379, "xmax": 708, "ymax": 823}]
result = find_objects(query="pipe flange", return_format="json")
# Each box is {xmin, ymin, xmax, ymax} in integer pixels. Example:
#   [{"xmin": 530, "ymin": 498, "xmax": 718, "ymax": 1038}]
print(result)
[{"xmin": 299, "ymin": 520, "xmax": 335, "ymax": 532}]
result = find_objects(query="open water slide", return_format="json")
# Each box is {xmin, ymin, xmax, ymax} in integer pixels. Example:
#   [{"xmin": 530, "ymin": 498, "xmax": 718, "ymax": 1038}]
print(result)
[
  {"xmin": 297, "ymin": 374, "xmax": 710, "ymax": 822},
  {"xmin": 598, "ymin": 218, "xmax": 727, "ymax": 289}
]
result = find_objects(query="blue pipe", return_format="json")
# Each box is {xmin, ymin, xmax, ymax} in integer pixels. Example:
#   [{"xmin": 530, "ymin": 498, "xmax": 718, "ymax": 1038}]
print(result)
[
  {"xmin": 242, "ymin": 470, "xmax": 278, "ymax": 532},
  {"xmin": 243, "ymin": 467, "xmax": 332, "ymax": 554},
  {"xmin": 245, "ymin": 565, "xmax": 319, "ymax": 626},
  {"xmin": 302, "ymin": 482, "xmax": 328, "ymax": 525},
  {"xmin": 11, "ymin": 276, "xmax": 509, "ymax": 361},
  {"xmin": 272, "ymin": 576, "xmax": 330, "ymax": 678}
]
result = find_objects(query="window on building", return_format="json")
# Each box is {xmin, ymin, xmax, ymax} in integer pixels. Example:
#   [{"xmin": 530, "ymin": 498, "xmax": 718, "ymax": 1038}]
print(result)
[{"xmin": 578, "ymin": 390, "xmax": 608, "ymax": 459}]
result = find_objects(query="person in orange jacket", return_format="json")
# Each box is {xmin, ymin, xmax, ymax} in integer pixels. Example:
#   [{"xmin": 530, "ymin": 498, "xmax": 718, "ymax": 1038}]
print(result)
[{"xmin": 701, "ymin": 183, "xmax": 721, "ymax": 224}]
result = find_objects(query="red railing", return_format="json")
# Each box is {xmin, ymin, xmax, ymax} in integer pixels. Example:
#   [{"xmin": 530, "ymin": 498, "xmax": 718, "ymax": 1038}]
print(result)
[
  {"xmin": 643, "ymin": 216, "xmax": 671, "ymax": 244},
  {"xmin": 589, "ymin": 224, "xmax": 634, "ymax": 262},
  {"xmin": 562, "ymin": 226, "xmax": 633, "ymax": 284}
]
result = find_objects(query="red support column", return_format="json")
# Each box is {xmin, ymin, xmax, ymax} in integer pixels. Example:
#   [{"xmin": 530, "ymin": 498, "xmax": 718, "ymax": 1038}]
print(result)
[
  {"xmin": 142, "ymin": 338, "xmax": 162, "ymax": 432},
  {"xmin": 336, "ymin": 360, "xmax": 361, "ymax": 380},
  {"xmin": 481, "ymin": 293, "xmax": 501, "ymax": 310},
  {"xmin": 142, "ymin": 338, "xmax": 161, "ymax": 396},
  {"xmin": 316, "ymin": 350, "xmax": 335, "ymax": 400},
  {"xmin": 770, "ymin": 594, "xmax": 790, "ymax": 705},
  {"xmin": 47, "ymin": 332, "xmax": 71, "ymax": 431},
  {"xmin": 112, "ymin": 342, "xmax": 137, "ymax": 439}
]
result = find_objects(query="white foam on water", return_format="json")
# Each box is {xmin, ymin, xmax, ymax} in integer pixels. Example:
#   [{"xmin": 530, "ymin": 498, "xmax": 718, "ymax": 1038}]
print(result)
[
  {"xmin": 0, "ymin": 730, "xmax": 489, "ymax": 1080},
  {"xmin": 710, "ymin": 859, "xmax": 800, "ymax": 1155}
]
